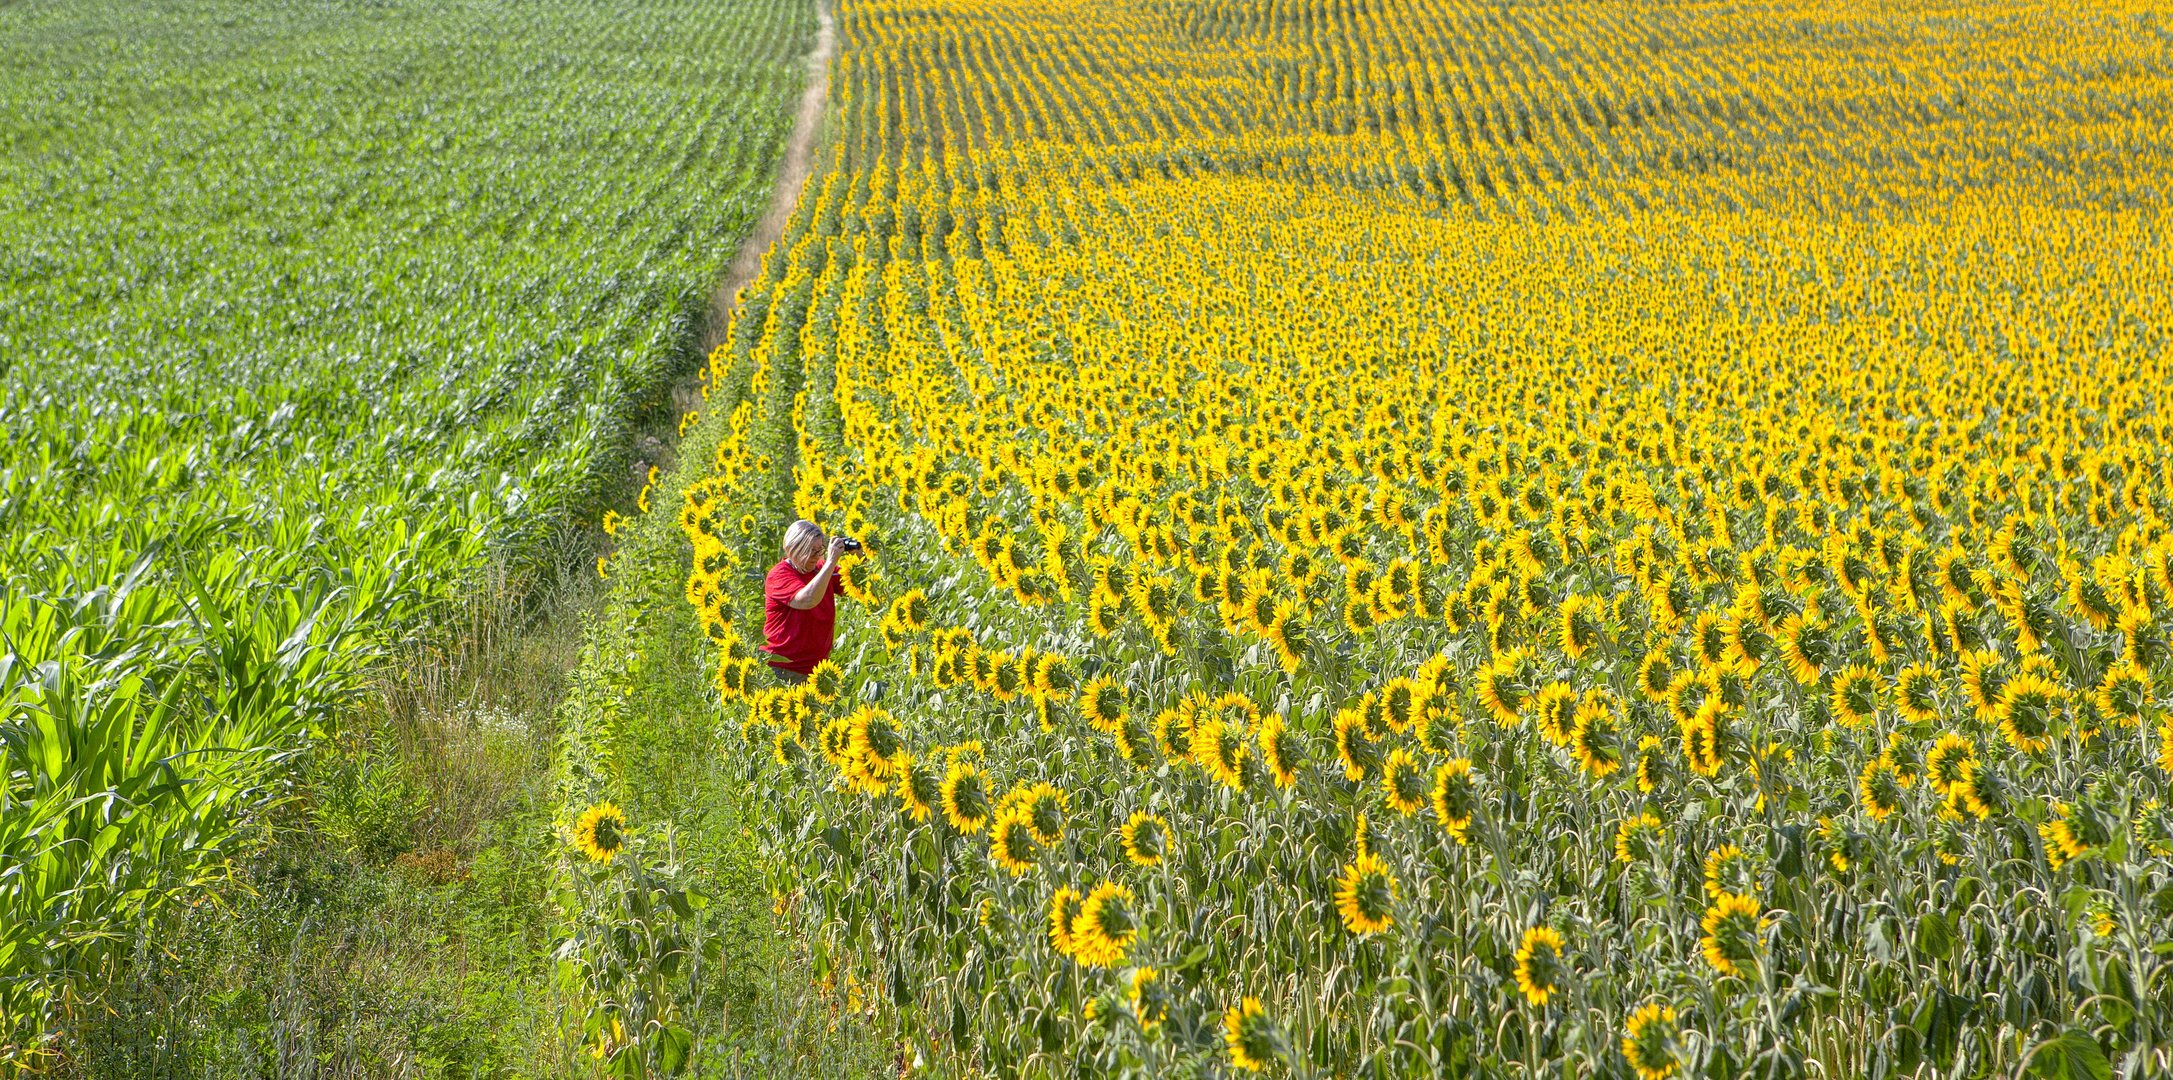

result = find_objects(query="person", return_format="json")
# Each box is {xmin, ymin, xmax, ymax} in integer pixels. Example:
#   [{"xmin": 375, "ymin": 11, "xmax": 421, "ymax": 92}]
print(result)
[{"xmin": 761, "ymin": 519, "xmax": 851, "ymax": 684}]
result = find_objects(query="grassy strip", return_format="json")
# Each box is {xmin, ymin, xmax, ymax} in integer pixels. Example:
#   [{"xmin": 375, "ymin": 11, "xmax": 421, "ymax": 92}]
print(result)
[
  {"xmin": 57, "ymin": 554, "xmax": 597, "ymax": 1077},
  {"xmin": 546, "ymin": 324, "xmax": 885, "ymax": 1074}
]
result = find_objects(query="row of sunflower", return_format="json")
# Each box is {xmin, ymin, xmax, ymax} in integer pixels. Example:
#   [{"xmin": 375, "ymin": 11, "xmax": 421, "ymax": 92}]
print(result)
[{"xmin": 669, "ymin": 0, "xmax": 2173, "ymax": 1074}]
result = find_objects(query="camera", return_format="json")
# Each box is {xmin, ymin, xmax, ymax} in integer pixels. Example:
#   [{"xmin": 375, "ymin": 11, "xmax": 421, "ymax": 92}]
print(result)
[{"xmin": 835, "ymin": 535, "xmax": 863, "ymax": 553}]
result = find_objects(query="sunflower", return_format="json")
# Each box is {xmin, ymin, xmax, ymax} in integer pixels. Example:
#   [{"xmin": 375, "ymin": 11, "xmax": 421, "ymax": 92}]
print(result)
[
  {"xmin": 1223, "ymin": 996, "xmax": 1277, "ymax": 1073},
  {"xmin": 990, "ymin": 808, "xmax": 1040, "ymax": 876},
  {"xmin": 2038, "ymin": 802, "xmax": 2104, "ymax": 870},
  {"xmin": 1634, "ymin": 735, "xmax": 1671, "ymax": 795},
  {"xmin": 1702, "ymin": 843, "xmax": 1755, "ymax": 900},
  {"xmin": 845, "ymin": 706, "xmax": 908, "ymax": 785},
  {"xmin": 1261, "ymin": 599, "xmax": 1306, "ymax": 672},
  {"xmin": 1648, "ymin": 573, "xmax": 1696, "ymax": 630},
  {"xmin": 715, "ymin": 653, "xmax": 753, "ymax": 699},
  {"xmin": 1621, "ymin": 1003, "xmax": 1682, "ymax": 1080},
  {"xmin": 1636, "ymin": 647, "xmax": 1676, "ymax": 701},
  {"xmin": 1721, "ymin": 613, "xmax": 1773, "ymax": 672},
  {"xmin": 1613, "ymin": 812, "xmax": 1664, "ymax": 865},
  {"xmin": 1088, "ymin": 594, "xmax": 1124, "ymax": 637},
  {"xmin": 1858, "ymin": 758, "xmax": 1907, "ymax": 821},
  {"xmin": 1033, "ymin": 652, "xmax": 1077, "ymax": 697},
  {"xmin": 1993, "ymin": 671, "xmax": 2063, "ymax": 753},
  {"xmin": 1690, "ymin": 610, "xmax": 1731, "ymax": 669},
  {"xmin": 1378, "ymin": 678, "xmax": 1420, "ymax": 733},
  {"xmin": 1430, "ymin": 758, "xmax": 1479, "ymax": 841},
  {"xmin": 1959, "ymin": 648, "xmax": 2010, "ymax": 721},
  {"xmin": 1893, "ymin": 662, "xmax": 1941, "ymax": 722},
  {"xmin": 573, "ymin": 802, "xmax": 627, "ymax": 863},
  {"xmin": 1700, "ymin": 891, "xmax": 1765, "ymax": 977},
  {"xmin": 1334, "ymin": 851, "xmax": 1397, "ymax": 936},
  {"xmin": 809, "ymin": 659, "xmax": 844, "ymax": 703},
  {"xmin": 1048, "ymin": 885, "xmax": 1085, "ymax": 958},
  {"xmin": 1774, "ymin": 612, "xmax": 1833, "ymax": 686},
  {"xmin": 1381, "ymin": 748, "xmax": 1430, "ymax": 815},
  {"xmin": 1019, "ymin": 782, "xmax": 1068, "ymax": 844},
  {"xmin": 1334, "ymin": 707, "xmax": 1382, "ymax": 782},
  {"xmin": 1475, "ymin": 649, "xmax": 1531, "ymax": 724},
  {"xmin": 1119, "ymin": 811, "xmax": 1168, "ymax": 866},
  {"xmin": 1923, "ymin": 733, "xmax": 1975, "ymax": 796},
  {"xmin": 1070, "ymin": 881, "xmax": 1139, "ymax": 967},
  {"xmin": 941, "ymin": 760, "xmax": 992, "ymax": 834},
  {"xmin": 771, "ymin": 725, "xmax": 803, "ymax": 768},
  {"xmin": 1945, "ymin": 760, "xmax": 2001, "ymax": 820},
  {"xmin": 2094, "ymin": 662, "xmax": 2150, "ymax": 727},
  {"xmin": 898, "ymin": 753, "xmax": 941, "ymax": 823},
  {"xmin": 1258, "ymin": 711, "xmax": 1302, "ymax": 787},
  {"xmin": 2123, "ymin": 605, "xmax": 2171, "ymax": 670},
  {"xmin": 1817, "ymin": 816, "xmax": 1868, "ymax": 875},
  {"xmin": 1571, "ymin": 692, "xmax": 1624, "ymax": 777},
  {"xmin": 1513, "ymin": 926, "xmax": 1567, "ymax": 1006},
  {"xmin": 1532, "ymin": 681, "xmax": 1578, "ymax": 746},
  {"xmin": 1128, "ymin": 967, "xmax": 1169, "ymax": 1032},
  {"xmin": 1665, "ymin": 669, "xmax": 1707, "ymax": 724},
  {"xmin": 1558, "ymin": 592, "xmax": 1605, "ymax": 660},
  {"xmin": 1682, "ymin": 698, "xmax": 1727, "ymax": 776},
  {"xmin": 1152, "ymin": 707, "xmax": 1194, "ymax": 761},
  {"xmin": 1830, "ymin": 664, "xmax": 1881, "ymax": 728},
  {"xmin": 891, "ymin": 588, "xmax": 929, "ymax": 632}
]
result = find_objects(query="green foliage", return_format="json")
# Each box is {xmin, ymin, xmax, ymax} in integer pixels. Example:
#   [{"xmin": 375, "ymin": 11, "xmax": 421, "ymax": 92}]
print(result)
[{"xmin": 0, "ymin": 0, "xmax": 815, "ymax": 1054}]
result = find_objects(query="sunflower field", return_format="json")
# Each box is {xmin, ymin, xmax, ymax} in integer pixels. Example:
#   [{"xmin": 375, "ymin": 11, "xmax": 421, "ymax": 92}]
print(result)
[{"xmin": 669, "ymin": 0, "xmax": 2173, "ymax": 1074}]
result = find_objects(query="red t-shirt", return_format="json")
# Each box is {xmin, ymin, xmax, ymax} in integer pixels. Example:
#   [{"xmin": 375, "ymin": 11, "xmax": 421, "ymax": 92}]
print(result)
[{"xmin": 762, "ymin": 559, "xmax": 843, "ymax": 674}]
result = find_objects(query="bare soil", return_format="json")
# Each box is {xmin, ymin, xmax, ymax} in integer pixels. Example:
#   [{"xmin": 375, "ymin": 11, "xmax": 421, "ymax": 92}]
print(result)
[{"xmin": 695, "ymin": 1, "xmax": 837, "ymax": 366}]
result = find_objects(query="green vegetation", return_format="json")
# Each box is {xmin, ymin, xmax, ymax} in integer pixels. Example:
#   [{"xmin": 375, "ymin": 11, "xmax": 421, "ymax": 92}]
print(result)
[{"xmin": 1, "ymin": 0, "xmax": 813, "ymax": 1058}]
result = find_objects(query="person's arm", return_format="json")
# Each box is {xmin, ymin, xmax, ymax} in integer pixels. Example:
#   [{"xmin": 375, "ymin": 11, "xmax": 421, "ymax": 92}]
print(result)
[{"xmin": 787, "ymin": 538, "xmax": 848, "ymax": 609}]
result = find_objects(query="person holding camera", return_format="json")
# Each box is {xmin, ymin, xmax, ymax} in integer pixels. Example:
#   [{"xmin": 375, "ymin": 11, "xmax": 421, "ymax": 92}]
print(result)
[{"xmin": 761, "ymin": 519, "xmax": 858, "ymax": 684}]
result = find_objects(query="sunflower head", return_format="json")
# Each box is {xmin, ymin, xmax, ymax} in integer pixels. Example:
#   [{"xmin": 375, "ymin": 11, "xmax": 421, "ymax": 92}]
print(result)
[
  {"xmin": 1533, "ymin": 681, "xmax": 1578, "ymax": 746},
  {"xmin": 1119, "ymin": 810, "xmax": 1168, "ymax": 866},
  {"xmin": 1334, "ymin": 707, "xmax": 1382, "ymax": 782},
  {"xmin": 1070, "ymin": 881, "xmax": 1139, "ymax": 967},
  {"xmin": 1222, "ymin": 996, "xmax": 1279, "ymax": 1073},
  {"xmin": 941, "ymin": 761, "xmax": 992, "ymax": 834},
  {"xmin": 990, "ymin": 808, "xmax": 1039, "ymax": 876},
  {"xmin": 1700, "ymin": 891, "xmax": 1766, "ymax": 977},
  {"xmin": 1621, "ymin": 1003, "xmax": 1682, "ymax": 1080},
  {"xmin": 573, "ymin": 802, "xmax": 627, "ymax": 863},
  {"xmin": 1994, "ymin": 671, "xmax": 2064, "ymax": 753},
  {"xmin": 1129, "ymin": 967, "xmax": 1169, "ymax": 1031},
  {"xmin": 1894, "ymin": 662, "xmax": 1941, "ymax": 722},
  {"xmin": 1259, "ymin": 712, "xmax": 1303, "ymax": 788},
  {"xmin": 1572, "ymin": 693, "xmax": 1624, "ymax": 777},
  {"xmin": 1613, "ymin": 812, "xmax": 1664, "ymax": 866},
  {"xmin": 1830, "ymin": 664, "xmax": 1882, "ymax": 728},
  {"xmin": 1381, "ymin": 748, "xmax": 1430, "ymax": 815},
  {"xmin": 1513, "ymin": 926, "xmax": 1567, "ymax": 1006},
  {"xmin": 2095, "ymin": 662, "xmax": 2150, "ymax": 727},
  {"xmin": 809, "ymin": 659, "xmax": 844, "ymax": 703},
  {"xmin": 1048, "ymin": 885, "xmax": 1084, "ymax": 958},
  {"xmin": 1558, "ymin": 592, "xmax": 1605, "ymax": 660},
  {"xmin": 1334, "ymin": 851, "xmax": 1398, "ymax": 936},
  {"xmin": 1858, "ymin": 758, "xmax": 1907, "ymax": 821},
  {"xmin": 1082, "ymin": 677, "xmax": 1128, "ymax": 732}
]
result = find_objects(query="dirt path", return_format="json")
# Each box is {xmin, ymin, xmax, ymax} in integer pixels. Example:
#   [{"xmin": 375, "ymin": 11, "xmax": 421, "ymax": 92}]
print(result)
[{"xmin": 695, "ymin": 1, "xmax": 836, "ymax": 365}]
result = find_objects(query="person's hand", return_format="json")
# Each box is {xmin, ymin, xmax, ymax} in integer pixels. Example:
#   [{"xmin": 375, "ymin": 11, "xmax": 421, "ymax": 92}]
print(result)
[{"xmin": 826, "ymin": 535, "xmax": 850, "ymax": 563}]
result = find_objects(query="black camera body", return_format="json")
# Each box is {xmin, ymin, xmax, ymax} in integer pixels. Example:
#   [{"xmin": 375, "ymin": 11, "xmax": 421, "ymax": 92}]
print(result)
[{"xmin": 835, "ymin": 535, "xmax": 863, "ymax": 553}]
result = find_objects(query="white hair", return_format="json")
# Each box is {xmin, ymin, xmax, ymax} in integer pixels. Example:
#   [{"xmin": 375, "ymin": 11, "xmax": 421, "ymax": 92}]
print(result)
[{"xmin": 782, "ymin": 519, "xmax": 825, "ymax": 565}]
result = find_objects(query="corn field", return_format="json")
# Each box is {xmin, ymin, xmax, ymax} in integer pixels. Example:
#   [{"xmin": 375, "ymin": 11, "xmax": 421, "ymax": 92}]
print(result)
[
  {"xmin": 0, "ymin": 0, "xmax": 810, "ymax": 1055},
  {"xmin": 672, "ymin": 0, "xmax": 2173, "ymax": 1075}
]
